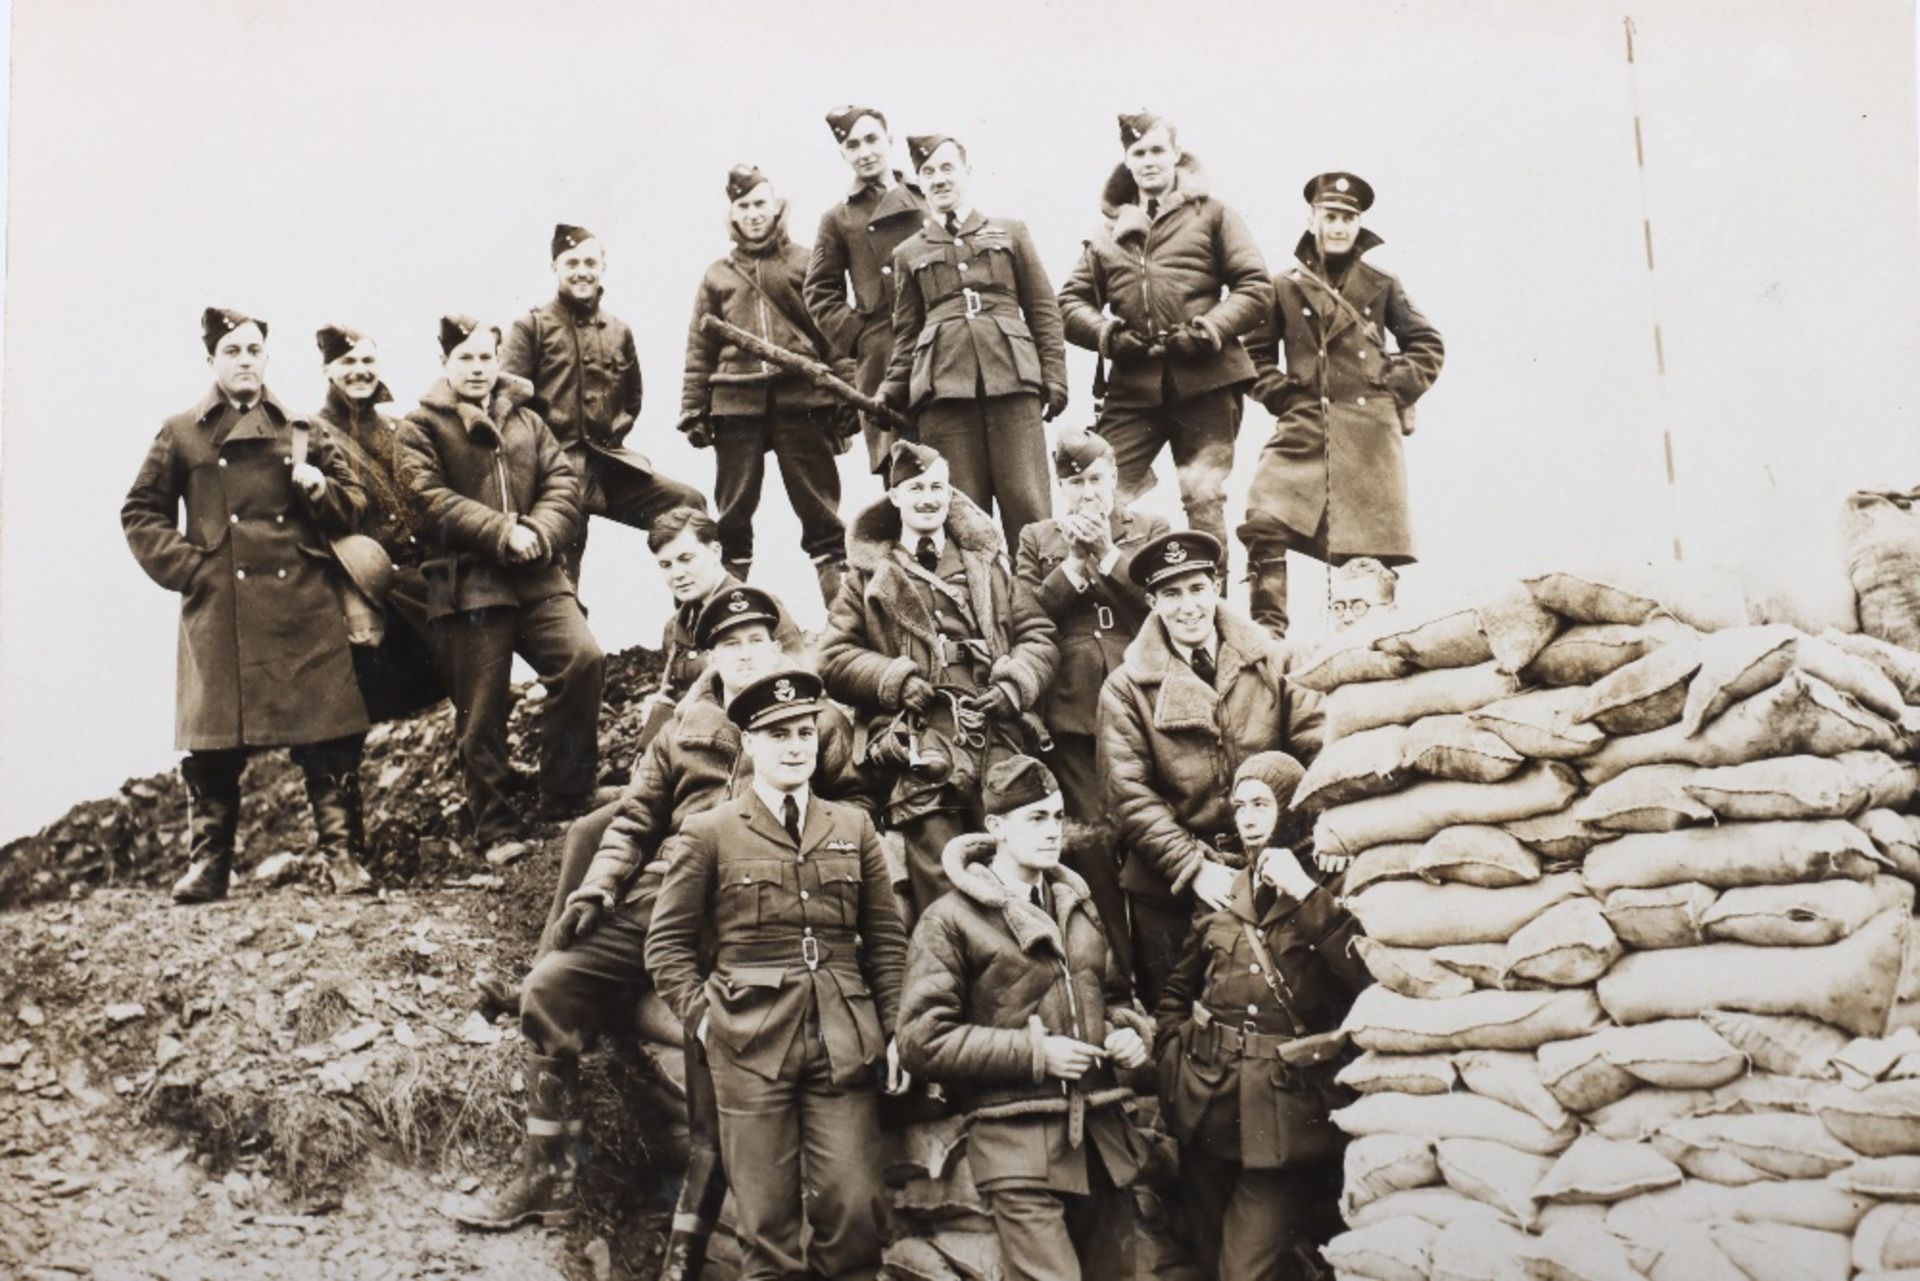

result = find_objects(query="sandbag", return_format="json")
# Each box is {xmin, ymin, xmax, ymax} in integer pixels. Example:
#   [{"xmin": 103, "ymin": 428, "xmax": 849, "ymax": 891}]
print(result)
[
  {"xmin": 1321, "ymin": 1219, "xmax": 1440, "ymax": 1281},
  {"xmin": 1291, "ymin": 611, "xmax": 1417, "ymax": 692},
  {"xmin": 1429, "ymin": 1218, "xmax": 1534, "ymax": 1281},
  {"xmin": 1700, "ymin": 1010, "xmax": 1849, "ymax": 1080},
  {"xmin": 1658, "ymin": 1111, "xmax": 1858, "ymax": 1180},
  {"xmin": 1523, "ymin": 623, "xmax": 1663, "ymax": 687},
  {"xmin": 1600, "ymin": 1018, "xmax": 1748, "ymax": 1089},
  {"xmin": 1537, "ymin": 1033, "xmax": 1638, "ymax": 1114},
  {"xmin": 1506, "ymin": 898, "xmax": 1622, "ymax": 988},
  {"xmin": 1472, "ymin": 687, "xmax": 1607, "ymax": 761},
  {"xmin": 1432, "ymin": 943, "xmax": 1519, "ymax": 990},
  {"xmin": 1602, "ymin": 1180, "xmax": 1721, "ymax": 1235},
  {"xmin": 1349, "ymin": 1186, "xmax": 1514, "ymax": 1230},
  {"xmin": 1514, "ymin": 1220, "xmax": 1645, "ymax": 1281},
  {"xmin": 1576, "ymin": 765, "xmax": 1716, "ymax": 835},
  {"xmin": 1684, "ymin": 751, "xmax": 1918, "ymax": 822},
  {"xmin": 1504, "ymin": 808, "xmax": 1602, "ymax": 860},
  {"xmin": 1354, "ymin": 937, "xmax": 1476, "ymax": 1000},
  {"xmin": 1345, "ymin": 986, "xmax": 1605, "ymax": 1054},
  {"xmin": 1342, "ymin": 1134, "xmax": 1441, "ymax": 1218},
  {"xmin": 1376, "ymin": 608, "xmax": 1497, "ymax": 672},
  {"xmin": 1642, "ymin": 1231, "xmax": 1751, "ymax": 1281},
  {"xmin": 1325, "ymin": 663, "xmax": 1521, "ymax": 740},
  {"xmin": 1534, "ymin": 1133, "xmax": 1682, "ymax": 1204},
  {"xmin": 1798, "ymin": 630, "xmax": 1912, "ymax": 723},
  {"xmin": 1712, "ymin": 1222, "xmax": 1852, "ymax": 1281},
  {"xmin": 1317, "ymin": 764, "xmax": 1582, "ymax": 858},
  {"xmin": 1479, "ymin": 583, "xmax": 1564, "ymax": 676},
  {"xmin": 1434, "ymin": 1137, "xmax": 1552, "ymax": 1226},
  {"xmin": 1858, "ymin": 809, "xmax": 1920, "ymax": 882},
  {"xmin": 1596, "ymin": 908, "xmax": 1907, "ymax": 1036},
  {"xmin": 1601, "ymin": 883, "xmax": 1717, "ymax": 950},
  {"xmin": 1585, "ymin": 1088, "xmax": 1720, "ymax": 1141},
  {"xmin": 1338, "ymin": 1051, "xmax": 1457, "ymax": 1096},
  {"xmin": 1576, "ymin": 640, "xmax": 1704, "ymax": 737},
  {"xmin": 1296, "ymin": 724, "xmax": 1410, "ymax": 810},
  {"xmin": 1825, "ymin": 626, "xmax": 1920, "ymax": 704},
  {"xmin": 1856, "ymin": 1202, "xmax": 1920, "ymax": 1273},
  {"xmin": 1830, "ymin": 1029, "xmax": 1920, "ymax": 1087},
  {"xmin": 1415, "ymin": 826, "xmax": 1542, "ymax": 888},
  {"xmin": 1579, "ymin": 670, "xmax": 1899, "ymax": 786},
  {"xmin": 1718, "ymin": 1178, "xmax": 1877, "ymax": 1233},
  {"xmin": 1834, "ymin": 1156, "xmax": 1920, "ymax": 1203},
  {"xmin": 1331, "ymin": 1091, "xmax": 1578, "ymax": 1155},
  {"xmin": 1453, "ymin": 1049, "xmax": 1574, "ymax": 1132},
  {"xmin": 1524, "ymin": 573, "xmax": 1664, "ymax": 627},
  {"xmin": 1343, "ymin": 873, "xmax": 1585, "ymax": 948},
  {"xmin": 1701, "ymin": 878, "xmax": 1891, "ymax": 946},
  {"xmin": 1581, "ymin": 820, "xmax": 1882, "ymax": 893},
  {"xmin": 1402, "ymin": 716, "xmax": 1527, "ymax": 784},
  {"xmin": 1710, "ymin": 1071, "xmax": 1823, "ymax": 1115},
  {"xmin": 1346, "ymin": 843, "xmax": 1428, "ymax": 895},
  {"xmin": 1815, "ymin": 1079, "xmax": 1920, "ymax": 1156},
  {"xmin": 1682, "ymin": 625, "xmax": 1803, "ymax": 736}
]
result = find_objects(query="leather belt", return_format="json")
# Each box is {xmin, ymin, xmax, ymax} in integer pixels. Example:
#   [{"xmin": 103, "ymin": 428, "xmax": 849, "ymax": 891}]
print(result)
[
  {"xmin": 717, "ymin": 932, "xmax": 859, "ymax": 973},
  {"xmin": 924, "ymin": 289, "xmax": 1019, "ymax": 324},
  {"xmin": 1192, "ymin": 1004, "xmax": 1294, "ymax": 1060}
]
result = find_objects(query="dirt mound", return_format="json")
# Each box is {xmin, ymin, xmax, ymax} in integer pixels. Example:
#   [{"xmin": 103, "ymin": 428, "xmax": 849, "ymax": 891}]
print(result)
[{"xmin": 0, "ymin": 645, "xmax": 666, "ymax": 911}]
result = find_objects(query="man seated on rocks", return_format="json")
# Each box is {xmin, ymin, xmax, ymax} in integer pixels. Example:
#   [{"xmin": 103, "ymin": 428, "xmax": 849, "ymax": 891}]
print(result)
[
  {"xmin": 646, "ymin": 670, "xmax": 909, "ymax": 1281},
  {"xmin": 897, "ymin": 755, "xmax": 1152, "ymax": 1280},
  {"xmin": 396, "ymin": 315, "xmax": 605, "ymax": 868},
  {"xmin": 1329, "ymin": 556, "xmax": 1399, "ymax": 634},
  {"xmin": 1097, "ymin": 531, "xmax": 1324, "ymax": 1004}
]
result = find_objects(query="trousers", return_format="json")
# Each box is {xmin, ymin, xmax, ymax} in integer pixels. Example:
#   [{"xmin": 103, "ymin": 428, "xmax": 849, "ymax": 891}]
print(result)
[
  {"xmin": 432, "ymin": 596, "xmax": 605, "ymax": 845},
  {"xmin": 982, "ymin": 1141, "xmax": 1135, "ymax": 1281},
  {"xmin": 1180, "ymin": 1149, "xmax": 1341, "ymax": 1281},
  {"xmin": 563, "ymin": 449, "xmax": 708, "ymax": 586},
  {"xmin": 711, "ymin": 409, "xmax": 847, "ymax": 573},
  {"xmin": 709, "ymin": 1015, "xmax": 884, "ymax": 1280},
  {"xmin": 1097, "ymin": 387, "xmax": 1241, "ymax": 566},
  {"xmin": 916, "ymin": 394, "xmax": 1051, "ymax": 553},
  {"xmin": 1127, "ymin": 892, "xmax": 1195, "ymax": 1009}
]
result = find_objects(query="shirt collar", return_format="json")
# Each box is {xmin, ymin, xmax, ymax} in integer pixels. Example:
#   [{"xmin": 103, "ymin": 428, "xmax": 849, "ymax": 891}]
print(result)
[
  {"xmin": 1172, "ymin": 638, "xmax": 1215, "ymax": 668},
  {"xmin": 752, "ymin": 777, "xmax": 808, "ymax": 832},
  {"xmin": 900, "ymin": 527, "xmax": 946, "ymax": 559}
]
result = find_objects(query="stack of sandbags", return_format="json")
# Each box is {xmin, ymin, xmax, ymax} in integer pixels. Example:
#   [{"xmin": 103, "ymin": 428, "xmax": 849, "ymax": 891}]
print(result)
[{"xmin": 1298, "ymin": 574, "xmax": 1920, "ymax": 1280}]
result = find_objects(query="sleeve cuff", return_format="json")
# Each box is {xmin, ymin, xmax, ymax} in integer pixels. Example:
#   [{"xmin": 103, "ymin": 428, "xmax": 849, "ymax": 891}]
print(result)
[
  {"xmin": 1027, "ymin": 1014, "xmax": 1049, "ymax": 1083},
  {"xmin": 1096, "ymin": 546, "xmax": 1122, "ymax": 578}
]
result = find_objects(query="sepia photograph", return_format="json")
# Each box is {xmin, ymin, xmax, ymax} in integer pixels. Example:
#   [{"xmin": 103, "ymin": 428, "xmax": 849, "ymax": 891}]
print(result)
[{"xmin": 1, "ymin": 1, "xmax": 1918, "ymax": 1277}]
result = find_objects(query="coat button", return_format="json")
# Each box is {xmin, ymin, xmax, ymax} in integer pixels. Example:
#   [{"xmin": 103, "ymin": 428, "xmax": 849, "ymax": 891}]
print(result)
[
  {"xmin": 229, "ymin": 514, "xmax": 239, "ymax": 524},
  {"xmin": 869, "ymin": 224, "xmax": 877, "ymax": 231},
  {"xmin": 881, "ymin": 266, "xmax": 892, "ymax": 275},
  {"xmin": 1247, "ymin": 1004, "xmax": 1259, "ymax": 1015},
  {"xmin": 1302, "ymin": 307, "xmax": 1313, "ymax": 316},
  {"xmin": 1357, "ymin": 397, "xmax": 1367, "ymax": 406},
  {"xmin": 276, "ymin": 568, "xmax": 287, "ymax": 579},
  {"xmin": 1321, "ymin": 396, "xmax": 1331, "ymax": 407},
  {"xmin": 275, "ymin": 515, "xmax": 286, "ymax": 524},
  {"xmin": 957, "ymin": 262, "xmax": 968, "ymax": 272},
  {"xmin": 235, "ymin": 570, "xmax": 247, "ymax": 580},
  {"xmin": 1318, "ymin": 348, "xmax": 1326, "ymax": 357},
  {"xmin": 217, "ymin": 458, "xmax": 228, "ymax": 467},
  {"xmin": 1249, "ymin": 964, "xmax": 1261, "ymax": 974}
]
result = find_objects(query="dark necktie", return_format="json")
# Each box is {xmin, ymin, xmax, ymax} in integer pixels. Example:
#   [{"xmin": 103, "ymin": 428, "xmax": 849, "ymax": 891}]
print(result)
[
  {"xmin": 1146, "ymin": 198, "xmax": 1159, "ymax": 220},
  {"xmin": 944, "ymin": 213, "xmax": 960, "ymax": 237},
  {"xmin": 782, "ymin": 794, "xmax": 801, "ymax": 845},
  {"xmin": 916, "ymin": 536, "xmax": 940, "ymax": 573},
  {"xmin": 1189, "ymin": 646, "xmax": 1217, "ymax": 687},
  {"xmin": 1031, "ymin": 884, "xmax": 1047, "ymax": 912}
]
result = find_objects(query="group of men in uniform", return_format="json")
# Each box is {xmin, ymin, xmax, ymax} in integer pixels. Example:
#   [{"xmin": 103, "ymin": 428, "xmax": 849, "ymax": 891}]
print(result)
[{"xmin": 122, "ymin": 102, "xmax": 1449, "ymax": 1280}]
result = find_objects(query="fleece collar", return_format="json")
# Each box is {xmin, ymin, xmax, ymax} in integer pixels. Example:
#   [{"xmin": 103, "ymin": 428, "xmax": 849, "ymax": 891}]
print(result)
[
  {"xmin": 417, "ymin": 372, "xmax": 538, "ymax": 438},
  {"xmin": 1100, "ymin": 152, "xmax": 1210, "ymax": 241},
  {"xmin": 941, "ymin": 833, "xmax": 1094, "ymax": 957},
  {"xmin": 1120, "ymin": 605, "xmax": 1282, "ymax": 734}
]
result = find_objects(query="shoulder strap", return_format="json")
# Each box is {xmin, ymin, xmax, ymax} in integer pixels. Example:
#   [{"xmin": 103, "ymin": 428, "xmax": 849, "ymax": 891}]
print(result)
[
  {"xmin": 717, "ymin": 256, "xmax": 835, "ymax": 363},
  {"xmin": 291, "ymin": 421, "xmax": 309, "ymax": 466},
  {"xmin": 1291, "ymin": 263, "xmax": 1378, "ymax": 339},
  {"xmin": 1240, "ymin": 919, "xmax": 1310, "ymax": 1038}
]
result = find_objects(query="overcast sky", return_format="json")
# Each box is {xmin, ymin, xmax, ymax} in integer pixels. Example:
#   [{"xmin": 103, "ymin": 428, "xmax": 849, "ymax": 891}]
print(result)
[{"xmin": 1, "ymin": 0, "xmax": 1916, "ymax": 840}]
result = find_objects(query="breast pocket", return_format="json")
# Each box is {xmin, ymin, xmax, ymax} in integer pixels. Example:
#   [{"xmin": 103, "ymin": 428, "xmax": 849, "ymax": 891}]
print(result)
[
  {"xmin": 976, "ymin": 242, "xmax": 1020, "ymax": 292},
  {"xmin": 910, "ymin": 253, "xmax": 960, "ymax": 304},
  {"xmin": 814, "ymin": 856, "xmax": 864, "ymax": 927},
  {"xmin": 720, "ymin": 858, "xmax": 789, "ymax": 928}
]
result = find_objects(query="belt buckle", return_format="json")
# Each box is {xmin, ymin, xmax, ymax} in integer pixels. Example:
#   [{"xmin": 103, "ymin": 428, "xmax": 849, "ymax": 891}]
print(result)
[
  {"xmin": 1095, "ymin": 604, "xmax": 1115, "ymax": 632},
  {"xmin": 962, "ymin": 287, "xmax": 982, "ymax": 318},
  {"xmin": 801, "ymin": 935, "xmax": 820, "ymax": 971},
  {"xmin": 1241, "ymin": 1019, "xmax": 1258, "ymax": 1039}
]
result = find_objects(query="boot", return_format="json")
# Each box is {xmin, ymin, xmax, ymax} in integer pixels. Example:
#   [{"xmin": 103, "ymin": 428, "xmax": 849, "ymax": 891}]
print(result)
[
  {"xmin": 450, "ymin": 1053, "xmax": 579, "ymax": 1231},
  {"xmin": 814, "ymin": 557, "xmax": 848, "ymax": 608},
  {"xmin": 172, "ymin": 755, "xmax": 240, "ymax": 904},
  {"xmin": 724, "ymin": 556, "xmax": 752, "ymax": 584},
  {"xmin": 305, "ymin": 766, "xmax": 374, "ymax": 895},
  {"xmin": 1248, "ymin": 555, "xmax": 1291, "ymax": 640},
  {"xmin": 656, "ymin": 1141, "xmax": 729, "ymax": 1281}
]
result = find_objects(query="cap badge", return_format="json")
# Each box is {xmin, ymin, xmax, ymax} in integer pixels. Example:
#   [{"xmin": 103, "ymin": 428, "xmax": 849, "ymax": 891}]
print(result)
[
  {"xmin": 727, "ymin": 593, "xmax": 748, "ymax": 613},
  {"xmin": 1335, "ymin": 177, "xmax": 1351, "ymax": 193},
  {"xmin": 1165, "ymin": 541, "xmax": 1187, "ymax": 564},
  {"xmin": 773, "ymin": 679, "xmax": 796, "ymax": 702}
]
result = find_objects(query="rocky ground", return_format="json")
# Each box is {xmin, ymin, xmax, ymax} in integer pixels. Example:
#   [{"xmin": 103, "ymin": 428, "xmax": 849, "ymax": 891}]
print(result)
[{"xmin": 0, "ymin": 648, "xmax": 706, "ymax": 1280}]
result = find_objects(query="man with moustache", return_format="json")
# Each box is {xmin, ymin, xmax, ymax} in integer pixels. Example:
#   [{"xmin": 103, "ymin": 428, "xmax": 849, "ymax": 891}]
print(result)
[
  {"xmin": 502, "ymin": 224, "xmax": 706, "ymax": 585},
  {"xmin": 803, "ymin": 104, "xmax": 929, "ymax": 474},
  {"xmin": 1012, "ymin": 428, "xmax": 1168, "ymax": 967},
  {"xmin": 882, "ymin": 134, "xmax": 1068, "ymax": 552},
  {"xmin": 821, "ymin": 441, "xmax": 1058, "ymax": 918},
  {"xmin": 898, "ymin": 757, "xmax": 1152, "ymax": 1279},
  {"xmin": 679, "ymin": 166, "xmax": 854, "ymax": 606},
  {"xmin": 1096, "ymin": 532, "xmax": 1323, "ymax": 1002},
  {"xmin": 646, "ymin": 669, "xmax": 909, "ymax": 1281},
  {"xmin": 122, "ymin": 308, "xmax": 373, "ymax": 902},
  {"xmin": 311, "ymin": 325, "xmax": 445, "ymax": 723},
  {"xmin": 397, "ymin": 316, "xmax": 605, "ymax": 865},
  {"xmin": 1238, "ymin": 173, "xmax": 1444, "ymax": 637},
  {"xmin": 1059, "ymin": 111, "xmax": 1271, "ymax": 569}
]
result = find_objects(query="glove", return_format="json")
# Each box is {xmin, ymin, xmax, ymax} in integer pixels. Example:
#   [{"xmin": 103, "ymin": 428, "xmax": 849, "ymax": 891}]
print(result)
[
  {"xmin": 1166, "ymin": 320, "xmax": 1218, "ymax": 358},
  {"xmin": 549, "ymin": 899, "xmax": 604, "ymax": 951},
  {"xmin": 678, "ymin": 413, "xmax": 713, "ymax": 450},
  {"xmin": 900, "ymin": 676, "xmax": 937, "ymax": 714},
  {"xmin": 1106, "ymin": 324, "xmax": 1153, "ymax": 361},
  {"xmin": 828, "ymin": 405, "xmax": 861, "ymax": 456},
  {"xmin": 1042, "ymin": 385, "xmax": 1069, "ymax": 422},
  {"xmin": 970, "ymin": 687, "xmax": 1017, "ymax": 722}
]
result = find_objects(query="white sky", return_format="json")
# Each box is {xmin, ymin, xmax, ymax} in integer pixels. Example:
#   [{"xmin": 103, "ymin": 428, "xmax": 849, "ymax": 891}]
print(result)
[{"xmin": 1, "ymin": 0, "xmax": 1916, "ymax": 839}]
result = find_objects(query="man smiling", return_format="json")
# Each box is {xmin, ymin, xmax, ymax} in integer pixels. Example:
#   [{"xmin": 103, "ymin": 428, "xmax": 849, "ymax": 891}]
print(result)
[
  {"xmin": 1096, "ymin": 531, "xmax": 1323, "ymax": 1001},
  {"xmin": 804, "ymin": 105, "xmax": 928, "ymax": 474}
]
